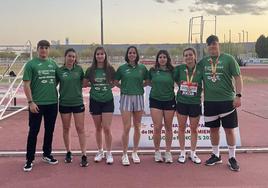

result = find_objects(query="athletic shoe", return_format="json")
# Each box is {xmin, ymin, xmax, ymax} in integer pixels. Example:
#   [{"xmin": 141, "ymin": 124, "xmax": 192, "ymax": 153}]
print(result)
[
  {"xmin": 65, "ymin": 151, "xmax": 73, "ymax": 163},
  {"xmin": 154, "ymin": 151, "xmax": 163, "ymax": 162},
  {"xmin": 94, "ymin": 150, "xmax": 104, "ymax": 162},
  {"xmin": 164, "ymin": 152, "xmax": 173, "ymax": 163},
  {"xmin": 42, "ymin": 155, "xmax": 58, "ymax": 165},
  {"xmin": 106, "ymin": 153, "xmax": 114, "ymax": 164},
  {"xmin": 122, "ymin": 154, "xmax": 130, "ymax": 166},
  {"xmin": 189, "ymin": 154, "xmax": 202, "ymax": 164},
  {"xmin": 23, "ymin": 161, "xmax": 33, "ymax": 172},
  {"xmin": 228, "ymin": 157, "xmax": 240, "ymax": 172},
  {"xmin": 177, "ymin": 154, "xmax": 186, "ymax": 163},
  {"xmin": 80, "ymin": 155, "xmax": 89, "ymax": 167},
  {"xmin": 131, "ymin": 152, "xmax": 140, "ymax": 164},
  {"xmin": 205, "ymin": 154, "xmax": 222, "ymax": 166}
]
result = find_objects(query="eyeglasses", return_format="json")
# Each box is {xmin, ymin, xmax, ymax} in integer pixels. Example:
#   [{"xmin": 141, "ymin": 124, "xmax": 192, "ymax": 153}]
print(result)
[{"xmin": 39, "ymin": 46, "xmax": 49, "ymax": 50}]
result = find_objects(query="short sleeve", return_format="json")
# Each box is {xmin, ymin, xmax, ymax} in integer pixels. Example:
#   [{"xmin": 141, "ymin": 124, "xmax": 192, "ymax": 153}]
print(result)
[
  {"xmin": 114, "ymin": 65, "xmax": 122, "ymax": 81},
  {"xmin": 22, "ymin": 62, "xmax": 32, "ymax": 81}
]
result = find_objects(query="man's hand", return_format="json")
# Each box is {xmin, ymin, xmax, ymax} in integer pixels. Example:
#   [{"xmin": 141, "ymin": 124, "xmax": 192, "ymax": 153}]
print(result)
[
  {"xmin": 29, "ymin": 102, "xmax": 39, "ymax": 113},
  {"xmin": 233, "ymin": 97, "xmax": 241, "ymax": 108}
]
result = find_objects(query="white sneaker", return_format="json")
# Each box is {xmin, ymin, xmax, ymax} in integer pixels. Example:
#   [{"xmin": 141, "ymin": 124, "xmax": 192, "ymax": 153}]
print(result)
[
  {"xmin": 164, "ymin": 152, "xmax": 173, "ymax": 163},
  {"xmin": 178, "ymin": 154, "xmax": 186, "ymax": 163},
  {"xmin": 122, "ymin": 154, "xmax": 130, "ymax": 166},
  {"xmin": 131, "ymin": 152, "xmax": 141, "ymax": 164},
  {"xmin": 189, "ymin": 154, "xmax": 201, "ymax": 164},
  {"xmin": 106, "ymin": 152, "xmax": 114, "ymax": 164},
  {"xmin": 94, "ymin": 150, "xmax": 104, "ymax": 162},
  {"xmin": 154, "ymin": 151, "xmax": 163, "ymax": 162}
]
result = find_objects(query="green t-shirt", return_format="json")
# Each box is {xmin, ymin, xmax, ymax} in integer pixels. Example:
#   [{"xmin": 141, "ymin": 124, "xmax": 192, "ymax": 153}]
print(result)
[
  {"xmin": 23, "ymin": 58, "xmax": 58, "ymax": 105},
  {"xmin": 199, "ymin": 53, "xmax": 240, "ymax": 101},
  {"xmin": 56, "ymin": 64, "xmax": 84, "ymax": 106},
  {"xmin": 85, "ymin": 68, "xmax": 114, "ymax": 102},
  {"xmin": 174, "ymin": 64, "xmax": 203, "ymax": 104},
  {"xmin": 149, "ymin": 68, "xmax": 175, "ymax": 101},
  {"xmin": 115, "ymin": 63, "xmax": 148, "ymax": 95}
]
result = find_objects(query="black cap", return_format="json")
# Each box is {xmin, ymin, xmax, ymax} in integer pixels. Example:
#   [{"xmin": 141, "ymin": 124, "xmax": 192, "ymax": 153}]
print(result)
[
  {"xmin": 37, "ymin": 40, "xmax": 50, "ymax": 48},
  {"xmin": 206, "ymin": 35, "xmax": 219, "ymax": 45}
]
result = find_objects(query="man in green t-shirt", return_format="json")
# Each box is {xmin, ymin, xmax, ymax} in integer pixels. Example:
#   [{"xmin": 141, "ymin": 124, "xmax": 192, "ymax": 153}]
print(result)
[
  {"xmin": 23, "ymin": 40, "xmax": 58, "ymax": 172},
  {"xmin": 200, "ymin": 35, "xmax": 243, "ymax": 172}
]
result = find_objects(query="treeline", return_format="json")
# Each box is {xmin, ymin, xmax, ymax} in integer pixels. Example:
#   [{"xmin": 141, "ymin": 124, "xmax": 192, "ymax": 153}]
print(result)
[
  {"xmin": 0, "ymin": 42, "xmax": 258, "ymax": 59},
  {"xmin": 255, "ymin": 35, "xmax": 268, "ymax": 58}
]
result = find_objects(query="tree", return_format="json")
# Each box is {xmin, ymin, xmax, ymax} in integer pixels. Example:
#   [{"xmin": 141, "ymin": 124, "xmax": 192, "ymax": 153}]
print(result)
[
  {"xmin": 255, "ymin": 35, "xmax": 268, "ymax": 58},
  {"xmin": 0, "ymin": 52, "xmax": 17, "ymax": 58}
]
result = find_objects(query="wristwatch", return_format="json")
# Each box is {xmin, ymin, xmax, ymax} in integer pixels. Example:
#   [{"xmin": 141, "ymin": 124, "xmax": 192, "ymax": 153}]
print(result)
[
  {"xmin": 236, "ymin": 93, "xmax": 242, "ymax": 98},
  {"xmin": 28, "ymin": 100, "xmax": 33, "ymax": 104}
]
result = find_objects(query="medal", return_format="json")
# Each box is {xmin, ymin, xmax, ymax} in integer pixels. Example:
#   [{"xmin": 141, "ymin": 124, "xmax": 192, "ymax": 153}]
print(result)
[
  {"xmin": 209, "ymin": 56, "xmax": 219, "ymax": 82},
  {"xmin": 185, "ymin": 65, "xmax": 196, "ymax": 94},
  {"xmin": 211, "ymin": 76, "xmax": 217, "ymax": 82}
]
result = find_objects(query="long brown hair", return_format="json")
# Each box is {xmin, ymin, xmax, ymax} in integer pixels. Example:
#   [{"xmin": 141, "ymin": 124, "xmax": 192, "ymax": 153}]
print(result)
[
  {"xmin": 87, "ymin": 46, "xmax": 115, "ymax": 84},
  {"xmin": 153, "ymin": 50, "xmax": 173, "ymax": 71}
]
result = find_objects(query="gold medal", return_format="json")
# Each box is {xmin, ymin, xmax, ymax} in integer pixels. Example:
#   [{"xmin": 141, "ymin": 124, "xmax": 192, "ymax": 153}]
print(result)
[
  {"xmin": 209, "ymin": 56, "xmax": 219, "ymax": 82},
  {"xmin": 186, "ymin": 65, "xmax": 196, "ymax": 94}
]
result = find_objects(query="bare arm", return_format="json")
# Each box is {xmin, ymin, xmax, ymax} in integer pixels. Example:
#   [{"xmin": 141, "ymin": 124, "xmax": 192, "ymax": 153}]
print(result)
[
  {"xmin": 144, "ymin": 79, "xmax": 151, "ymax": 87},
  {"xmin": 23, "ymin": 80, "xmax": 39, "ymax": 113},
  {"xmin": 82, "ymin": 78, "xmax": 90, "ymax": 88},
  {"xmin": 233, "ymin": 75, "xmax": 243, "ymax": 108},
  {"xmin": 114, "ymin": 80, "xmax": 121, "ymax": 88}
]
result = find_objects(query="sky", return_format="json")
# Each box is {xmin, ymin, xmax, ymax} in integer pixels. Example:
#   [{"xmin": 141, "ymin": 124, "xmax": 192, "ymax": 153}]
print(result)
[{"xmin": 0, "ymin": 0, "xmax": 268, "ymax": 45}]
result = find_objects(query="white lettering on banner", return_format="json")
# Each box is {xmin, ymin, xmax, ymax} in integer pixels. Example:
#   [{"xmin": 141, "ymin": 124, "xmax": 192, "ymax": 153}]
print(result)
[
  {"xmin": 112, "ymin": 86, "xmax": 241, "ymax": 148},
  {"xmin": 128, "ymin": 116, "xmax": 241, "ymax": 148}
]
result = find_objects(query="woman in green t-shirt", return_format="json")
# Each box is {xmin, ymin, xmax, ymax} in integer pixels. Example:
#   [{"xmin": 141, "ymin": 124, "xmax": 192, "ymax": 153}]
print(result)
[
  {"xmin": 56, "ymin": 48, "xmax": 88, "ymax": 167},
  {"xmin": 174, "ymin": 47, "xmax": 202, "ymax": 164},
  {"xmin": 84, "ymin": 46, "xmax": 115, "ymax": 164},
  {"xmin": 114, "ymin": 46, "xmax": 149, "ymax": 166},
  {"xmin": 148, "ymin": 50, "xmax": 175, "ymax": 163}
]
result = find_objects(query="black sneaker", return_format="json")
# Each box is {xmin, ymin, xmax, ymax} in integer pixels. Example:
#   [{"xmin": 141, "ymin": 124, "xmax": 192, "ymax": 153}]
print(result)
[
  {"xmin": 228, "ymin": 157, "xmax": 240, "ymax": 172},
  {"xmin": 205, "ymin": 154, "xmax": 222, "ymax": 166},
  {"xmin": 65, "ymin": 151, "xmax": 73, "ymax": 163},
  {"xmin": 42, "ymin": 155, "xmax": 59, "ymax": 165},
  {"xmin": 80, "ymin": 155, "xmax": 89, "ymax": 167},
  {"xmin": 23, "ymin": 161, "xmax": 33, "ymax": 172}
]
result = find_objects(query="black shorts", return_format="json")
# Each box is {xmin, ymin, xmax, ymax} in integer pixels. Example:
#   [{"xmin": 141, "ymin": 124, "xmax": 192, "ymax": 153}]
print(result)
[
  {"xmin": 149, "ymin": 97, "xmax": 176, "ymax": 111},
  {"xmin": 59, "ymin": 104, "xmax": 85, "ymax": 114},
  {"xmin": 204, "ymin": 101, "xmax": 238, "ymax": 129},
  {"xmin": 176, "ymin": 101, "xmax": 201, "ymax": 117},
  {"xmin": 90, "ymin": 98, "xmax": 114, "ymax": 115}
]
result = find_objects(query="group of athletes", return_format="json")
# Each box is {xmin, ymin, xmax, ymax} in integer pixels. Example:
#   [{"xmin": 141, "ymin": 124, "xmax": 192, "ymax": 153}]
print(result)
[{"xmin": 22, "ymin": 35, "xmax": 242, "ymax": 172}]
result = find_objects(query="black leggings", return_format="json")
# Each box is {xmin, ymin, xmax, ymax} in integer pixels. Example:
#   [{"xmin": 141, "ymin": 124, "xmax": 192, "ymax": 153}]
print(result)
[{"xmin": 26, "ymin": 103, "xmax": 58, "ymax": 161}]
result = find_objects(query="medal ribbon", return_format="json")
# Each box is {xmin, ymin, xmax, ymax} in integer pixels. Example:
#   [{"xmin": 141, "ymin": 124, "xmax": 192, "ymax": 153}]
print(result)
[
  {"xmin": 209, "ymin": 56, "xmax": 219, "ymax": 79},
  {"xmin": 186, "ymin": 65, "xmax": 196, "ymax": 86}
]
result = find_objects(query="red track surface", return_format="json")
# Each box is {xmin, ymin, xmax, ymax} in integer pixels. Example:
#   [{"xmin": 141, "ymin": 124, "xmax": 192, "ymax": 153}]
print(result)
[{"xmin": 0, "ymin": 153, "xmax": 268, "ymax": 188}]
